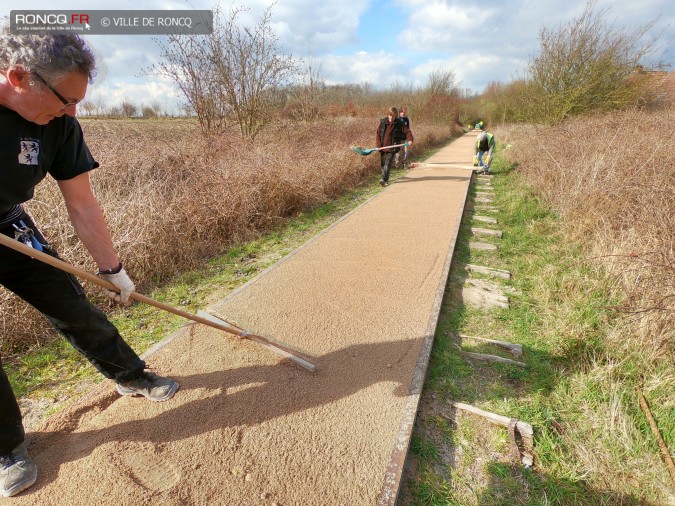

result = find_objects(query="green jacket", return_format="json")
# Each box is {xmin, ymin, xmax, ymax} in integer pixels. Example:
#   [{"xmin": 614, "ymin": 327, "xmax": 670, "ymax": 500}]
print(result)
[{"xmin": 475, "ymin": 132, "xmax": 495, "ymax": 156}]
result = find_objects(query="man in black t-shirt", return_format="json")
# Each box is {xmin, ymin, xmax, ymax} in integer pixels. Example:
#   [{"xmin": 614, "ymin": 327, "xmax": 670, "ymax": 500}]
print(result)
[{"xmin": 0, "ymin": 31, "xmax": 178, "ymax": 497}]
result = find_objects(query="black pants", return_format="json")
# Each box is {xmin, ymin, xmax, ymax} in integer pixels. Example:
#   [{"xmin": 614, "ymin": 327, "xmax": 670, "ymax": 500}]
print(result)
[
  {"xmin": 0, "ymin": 211, "xmax": 145, "ymax": 454},
  {"xmin": 379, "ymin": 151, "xmax": 396, "ymax": 183}
]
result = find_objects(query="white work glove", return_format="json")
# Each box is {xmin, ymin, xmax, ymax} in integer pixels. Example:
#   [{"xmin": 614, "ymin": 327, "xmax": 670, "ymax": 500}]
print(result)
[{"xmin": 98, "ymin": 266, "xmax": 136, "ymax": 306}]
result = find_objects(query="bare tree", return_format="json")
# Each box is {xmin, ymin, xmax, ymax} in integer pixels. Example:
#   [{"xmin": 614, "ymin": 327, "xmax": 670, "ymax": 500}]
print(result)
[
  {"xmin": 92, "ymin": 96, "xmax": 108, "ymax": 117},
  {"xmin": 79, "ymin": 100, "xmax": 96, "ymax": 117},
  {"xmin": 120, "ymin": 101, "xmax": 137, "ymax": 118},
  {"xmin": 417, "ymin": 69, "xmax": 461, "ymax": 124},
  {"xmin": 209, "ymin": 4, "xmax": 299, "ymax": 139},
  {"xmin": 287, "ymin": 57, "xmax": 325, "ymax": 122},
  {"xmin": 525, "ymin": 0, "xmax": 662, "ymax": 123},
  {"xmin": 426, "ymin": 69, "xmax": 459, "ymax": 97},
  {"xmin": 152, "ymin": 29, "xmax": 228, "ymax": 132},
  {"xmin": 141, "ymin": 101, "xmax": 163, "ymax": 118},
  {"xmin": 358, "ymin": 82, "xmax": 373, "ymax": 108},
  {"xmin": 151, "ymin": 3, "xmax": 298, "ymax": 138}
]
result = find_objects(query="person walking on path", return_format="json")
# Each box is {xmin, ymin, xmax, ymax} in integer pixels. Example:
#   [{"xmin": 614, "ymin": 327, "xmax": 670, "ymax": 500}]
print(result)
[
  {"xmin": 475, "ymin": 129, "xmax": 496, "ymax": 175},
  {"xmin": 0, "ymin": 30, "xmax": 178, "ymax": 498},
  {"xmin": 376, "ymin": 106, "xmax": 413, "ymax": 186},
  {"xmin": 395, "ymin": 106, "xmax": 411, "ymax": 169}
]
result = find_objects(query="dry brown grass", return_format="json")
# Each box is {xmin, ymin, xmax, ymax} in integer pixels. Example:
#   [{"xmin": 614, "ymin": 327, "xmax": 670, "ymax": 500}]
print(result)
[
  {"xmin": 496, "ymin": 109, "xmax": 674, "ymax": 500},
  {"xmin": 498, "ymin": 108, "xmax": 674, "ymax": 368},
  {"xmin": 1, "ymin": 116, "xmax": 450, "ymax": 354}
]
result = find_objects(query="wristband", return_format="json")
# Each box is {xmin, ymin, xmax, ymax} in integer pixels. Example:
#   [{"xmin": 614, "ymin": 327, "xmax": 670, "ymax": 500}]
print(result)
[{"xmin": 97, "ymin": 262, "xmax": 123, "ymax": 275}]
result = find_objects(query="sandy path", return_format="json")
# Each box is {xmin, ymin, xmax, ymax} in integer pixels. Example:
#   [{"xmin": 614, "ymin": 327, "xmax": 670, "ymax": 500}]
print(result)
[{"xmin": 3, "ymin": 133, "xmax": 477, "ymax": 506}]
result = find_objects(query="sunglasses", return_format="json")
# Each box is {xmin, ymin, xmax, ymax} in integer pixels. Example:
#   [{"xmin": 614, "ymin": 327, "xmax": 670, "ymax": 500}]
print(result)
[{"xmin": 32, "ymin": 71, "xmax": 81, "ymax": 109}]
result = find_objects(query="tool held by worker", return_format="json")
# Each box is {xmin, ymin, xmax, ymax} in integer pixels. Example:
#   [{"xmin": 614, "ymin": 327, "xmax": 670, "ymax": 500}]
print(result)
[
  {"xmin": 0, "ymin": 233, "xmax": 316, "ymax": 372},
  {"xmin": 350, "ymin": 142, "xmax": 409, "ymax": 156}
]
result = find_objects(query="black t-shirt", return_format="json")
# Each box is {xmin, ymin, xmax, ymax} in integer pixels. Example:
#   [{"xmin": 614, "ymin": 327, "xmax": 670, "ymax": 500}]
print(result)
[{"xmin": 0, "ymin": 106, "xmax": 99, "ymax": 209}]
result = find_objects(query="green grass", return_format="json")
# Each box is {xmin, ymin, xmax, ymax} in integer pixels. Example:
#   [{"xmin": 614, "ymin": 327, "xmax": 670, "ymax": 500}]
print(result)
[{"xmin": 399, "ymin": 153, "xmax": 673, "ymax": 505}]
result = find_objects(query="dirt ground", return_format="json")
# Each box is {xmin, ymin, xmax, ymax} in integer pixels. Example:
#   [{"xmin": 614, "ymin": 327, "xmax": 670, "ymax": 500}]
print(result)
[{"xmin": 2, "ymin": 134, "xmax": 477, "ymax": 506}]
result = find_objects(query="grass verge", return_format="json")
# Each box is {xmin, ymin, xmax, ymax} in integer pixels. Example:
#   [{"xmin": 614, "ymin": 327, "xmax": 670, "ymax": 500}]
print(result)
[{"xmin": 398, "ymin": 154, "xmax": 673, "ymax": 505}]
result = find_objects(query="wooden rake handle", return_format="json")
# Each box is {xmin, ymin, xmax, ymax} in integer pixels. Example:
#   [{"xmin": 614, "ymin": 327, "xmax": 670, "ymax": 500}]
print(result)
[
  {"xmin": 372, "ymin": 142, "xmax": 410, "ymax": 153},
  {"xmin": 0, "ymin": 233, "xmax": 316, "ymax": 372}
]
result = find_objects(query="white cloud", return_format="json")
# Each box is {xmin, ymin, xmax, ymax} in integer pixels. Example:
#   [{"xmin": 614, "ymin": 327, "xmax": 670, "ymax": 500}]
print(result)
[
  {"xmin": 389, "ymin": 0, "xmax": 673, "ymax": 93},
  {"xmin": 87, "ymin": 80, "xmax": 181, "ymax": 112},
  {"xmin": 221, "ymin": 0, "xmax": 369, "ymax": 56},
  {"xmin": 399, "ymin": 0, "xmax": 517, "ymax": 51},
  {"xmin": 3, "ymin": 0, "xmax": 672, "ymax": 106},
  {"xmin": 321, "ymin": 51, "xmax": 409, "ymax": 86}
]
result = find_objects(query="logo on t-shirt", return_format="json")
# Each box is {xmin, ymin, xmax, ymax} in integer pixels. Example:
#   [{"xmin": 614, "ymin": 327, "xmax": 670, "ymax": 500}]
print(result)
[{"xmin": 19, "ymin": 139, "xmax": 40, "ymax": 165}]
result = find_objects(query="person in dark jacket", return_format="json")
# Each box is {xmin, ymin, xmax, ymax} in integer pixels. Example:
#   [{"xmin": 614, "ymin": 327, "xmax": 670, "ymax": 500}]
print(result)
[
  {"xmin": 395, "ymin": 106, "xmax": 411, "ymax": 169},
  {"xmin": 376, "ymin": 106, "xmax": 413, "ymax": 186},
  {"xmin": 0, "ymin": 30, "xmax": 178, "ymax": 498}
]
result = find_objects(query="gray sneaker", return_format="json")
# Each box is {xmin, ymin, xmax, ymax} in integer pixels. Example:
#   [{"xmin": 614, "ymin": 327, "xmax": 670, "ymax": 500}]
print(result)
[
  {"xmin": 1, "ymin": 442, "xmax": 37, "ymax": 497},
  {"xmin": 116, "ymin": 372, "xmax": 179, "ymax": 402}
]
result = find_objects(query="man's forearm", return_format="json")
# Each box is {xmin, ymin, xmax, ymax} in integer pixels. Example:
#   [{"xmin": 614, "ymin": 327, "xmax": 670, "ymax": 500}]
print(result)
[
  {"xmin": 58, "ymin": 173, "xmax": 120, "ymax": 271},
  {"xmin": 66, "ymin": 201, "xmax": 120, "ymax": 271}
]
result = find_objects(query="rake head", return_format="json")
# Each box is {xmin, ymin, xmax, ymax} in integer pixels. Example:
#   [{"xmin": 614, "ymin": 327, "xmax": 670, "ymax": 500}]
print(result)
[{"xmin": 350, "ymin": 146, "xmax": 377, "ymax": 156}]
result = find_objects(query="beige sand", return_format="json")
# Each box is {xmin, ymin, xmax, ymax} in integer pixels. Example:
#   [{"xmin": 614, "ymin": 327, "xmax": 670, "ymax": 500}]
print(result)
[{"xmin": 3, "ymin": 133, "xmax": 477, "ymax": 506}]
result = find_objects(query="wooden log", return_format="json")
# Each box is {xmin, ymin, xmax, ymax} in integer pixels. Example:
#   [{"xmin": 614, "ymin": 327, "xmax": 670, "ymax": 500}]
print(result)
[
  {"xmin": 462, "ymin": 351, "xmax": 526, "ymax": 367},
  {"xmin": 473, "ymin": 215, "xmax": 498, "ymax": 224},
  {"xmin": 469, "ymin": 242, "xmax": 498, "ymax": 251},
  {"xmin": 463, "ymin": 263, "xmax": 511, "ymax": 279},
  {"xmin": 471, "ymin": 228, "xmax": 503, "ymax": 238},
  {"xmin": 637, "ymin": 388, "xmax": 675, "ymax": 485},
  {"xmin": 446, "ymin": 401, "xmax": 534, "ymax": 467},
  {"xmin": 458, "ymin": 334, "xmax": 523, "ymax": 357},
  {"xmin": 465, "ymin": 204, "xmax": 499, "ymax": 212}
]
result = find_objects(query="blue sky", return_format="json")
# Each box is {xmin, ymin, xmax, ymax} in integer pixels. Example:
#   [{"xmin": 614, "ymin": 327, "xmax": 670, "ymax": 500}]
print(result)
[{"xmin": 4, "ymin": 0, "xmax": 673, "ymax": 113}]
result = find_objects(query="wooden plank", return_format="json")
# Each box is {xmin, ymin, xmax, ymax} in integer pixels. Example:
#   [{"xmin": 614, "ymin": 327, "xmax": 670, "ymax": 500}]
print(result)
[
  {"xmin": 473, "ymin": 215, "xmax": 498, "ymax": 224},
  {"xmin": 462, "ymin": 351, "xmax": 526, "ymax": 367},
  {"xmin": 450, "ymin": 402, "xmax": 533, "ymax": 437},
  {"xmin": 471, "ymin": 228, "xmax": 503, "ymax": 238},
  {"xmin": 463, "ymin": 263, "xmax": 511, "ymax": 279},
  {"xmin": 469, "ymin": 242, "xmax": 498, "ymax": 251},
  {"xmin": 459, "ymin": 334, "xmax": 523, "ymax": 357},
  {"xmin": 446, "ymin": 402, "xmax": 535, "ymax": 467}
]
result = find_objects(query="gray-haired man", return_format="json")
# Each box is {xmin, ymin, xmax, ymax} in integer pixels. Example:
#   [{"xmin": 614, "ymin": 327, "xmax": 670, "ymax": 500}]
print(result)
[{"xmin": 0, "ymin": 30, "xmax": 178, "ymax": 497}]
